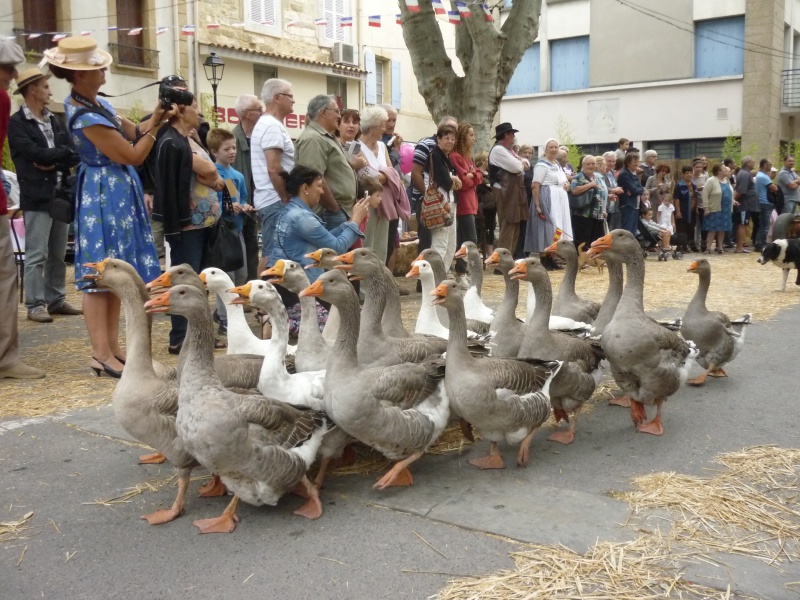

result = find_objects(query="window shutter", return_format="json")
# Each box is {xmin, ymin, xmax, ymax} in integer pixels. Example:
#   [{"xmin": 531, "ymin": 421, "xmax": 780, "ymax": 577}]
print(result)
[
  {"xmin": 365, "ymin": 51, "xmax": 377, "ymax": 105},
  {"xmin": 264, "ymin": 0, "xmax": 276, "ymax": 25},
  {"xmin": 391, "ymin": 59, "xmax": 402, "ymax": 110},
  {"xmin": 250, "ymin": 0, "xmax": 263, "ymax": 24}
]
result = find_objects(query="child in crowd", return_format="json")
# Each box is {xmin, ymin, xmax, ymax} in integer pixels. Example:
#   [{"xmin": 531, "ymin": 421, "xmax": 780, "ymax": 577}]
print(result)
[
  {"xmin": 206, "ymin": 127, "xmax": 255, "ymax": 335},
  {"xmin": 354, "ymin": 176, "xmax": 385, "ymax": 249},
  {"xmin": 640, "ymin": 208, "xmax": 673, "ymax": 257},
  {"xmin": 657, "ymin": 190, "xmax": 676, "ymax": 235}
]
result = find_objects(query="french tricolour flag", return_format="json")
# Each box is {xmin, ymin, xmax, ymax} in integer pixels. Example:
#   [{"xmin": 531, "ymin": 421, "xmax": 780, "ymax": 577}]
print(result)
[
  {"xmin": 432, "ymin": 0, "xmax": 446, "ymax": 15},
  {"xmin": 314, "ymin": 18, "xmax": 328, "ymax": 26},
  {"xmin": 482, "ymin": 3, "xmax": 494, "ymax": 22},
  {"xmin": 368, "ymin": 15, "xmax": 381, "ymax": 28},
  {"xmin": 396, "ymin": 14, "xmax": 403, "ymax": 25},
  {"xmin": 286, "ymin": 20, "xmax": 299, "ymax": 27},
  {"xmin": 340, "ymin": 16, "xmax": 353, "ymax": 27},
  {"xmin": 52, "ymin": 33, "xmax": 67, "ymax": 41},
  {"xmin": 206, "ymin": 23, "xmax": 220, "ymax": 29},
  {"xmin": 448, "ymin": 11, "xmax": 461, "ymax": 25},
  {"xmin": 156, "ymin": 27, "xmax": 168, "ymax": 36},
  {"xmin": 181, "ymin": 25, "xmax": 196, "ymax": 36},
  {"xmin": 406, "ymin": 0, "xmax": 420, "ymax": 12},
  {"xmin": 127, "ymin": 28, "xmax": 143, "ymax": 36},
  {"xmin": 456, "ymin": 2, "xmax": 471, "ymax": 18}
]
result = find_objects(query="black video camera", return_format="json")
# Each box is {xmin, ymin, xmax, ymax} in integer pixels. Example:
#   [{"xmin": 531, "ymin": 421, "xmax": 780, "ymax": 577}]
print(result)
[{"xmin": 159, "ymin": 75, "xmax": 194, "ymax": 110}]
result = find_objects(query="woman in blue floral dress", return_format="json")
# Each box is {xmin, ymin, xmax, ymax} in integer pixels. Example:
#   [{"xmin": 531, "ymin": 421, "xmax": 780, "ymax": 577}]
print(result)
[{"xmin": 45, "ymin": 36, "xmax": 170, "ymax": 377}]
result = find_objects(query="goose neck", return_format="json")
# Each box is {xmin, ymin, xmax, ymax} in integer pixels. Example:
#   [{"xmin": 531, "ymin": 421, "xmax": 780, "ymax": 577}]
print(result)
[
  {"xmin": 117, "ymin": 279, "xmax": 157, "ymax": 377},
  {"xmin": 179, "ymin": 306, "xmax": 221, "ymax": 390},
  {"xmin": 688, "ymin": 270, "xmax": 710, "ymax": 313},
  {"xmin": 330, "ymin": 291, "xmax": 361, "ymax": 369},
  {"xmin": 444, "ymin": 298, "xmax": 473, "ymax": 363},
  {"xmin": 528, "ymin": 277, "xmax": 553, "ymax": 329},
  {"xmin": 361, "ymin": 275, "xmax": 388, "ymax": 336},
  {"xmin": 619, "ymin": 252, "xmax": 646, "ymax": 313}
]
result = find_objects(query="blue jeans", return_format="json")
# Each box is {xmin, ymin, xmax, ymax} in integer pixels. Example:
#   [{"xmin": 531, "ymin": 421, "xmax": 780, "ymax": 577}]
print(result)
[
  {"xmin": 258, "ymin": 202, "xmax": 284, "ymax": 258},
  {"xmin": 168, "ymin": 228, "xmax": 209, "ymax": 346},
  {"xmin": 755, "ymin": 203, "xmax": 773, "ymax": 248},
  {"xmin": 22, "ymin": 210, "xmax": 68, "ymax": 311},
  {"xmin": 620, "ymin": 204, "xmax": 639, "ymax": 236},
  {"xmin": 322, "ymin": 208, "xmax": 348, "ymax": 231},
  {"xmin": 783, "ymin": 200, "xmax": 798, "ymax": 215}
]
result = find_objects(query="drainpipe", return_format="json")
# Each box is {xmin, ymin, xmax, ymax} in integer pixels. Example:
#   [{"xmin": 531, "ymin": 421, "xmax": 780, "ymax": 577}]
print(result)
[{"xmin": 172, "ymin": 0, "xmax": 181, "ymax": 78}]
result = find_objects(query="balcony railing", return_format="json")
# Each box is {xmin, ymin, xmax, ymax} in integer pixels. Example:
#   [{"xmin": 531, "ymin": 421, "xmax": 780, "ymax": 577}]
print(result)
[
  {"xmin": 783, "ymin": 69, "xmax": 800, "ymax": 108},
  {"xmin": 12, "ymin": 28, "xmax": 52, "ymax": 55},
  {"xmin": 108, "ymin": 43, "xmax": 159, "ymax": 70}
]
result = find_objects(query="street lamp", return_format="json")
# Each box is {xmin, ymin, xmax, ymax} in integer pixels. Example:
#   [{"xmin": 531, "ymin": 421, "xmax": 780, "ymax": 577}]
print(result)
[{"xmin": 203, "ymin": 52, "xmax": 225, "ymax": 126}]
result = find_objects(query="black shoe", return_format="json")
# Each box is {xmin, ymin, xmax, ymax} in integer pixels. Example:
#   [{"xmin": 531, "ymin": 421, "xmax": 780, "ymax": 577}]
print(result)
[
  {"xmin": 218, "ymin": 323, "xmax": 227, "ymax": 336},
  {"xmin": 90, "ymin": 357, "xmax": 122, "ymax": 379},
  {"xmin": 168, "ymin": 343, "xmax": 183, "ymax": 355},
  {"xmin": 212, "ymin": 310, "xmax": 221, "ymax": 325}
]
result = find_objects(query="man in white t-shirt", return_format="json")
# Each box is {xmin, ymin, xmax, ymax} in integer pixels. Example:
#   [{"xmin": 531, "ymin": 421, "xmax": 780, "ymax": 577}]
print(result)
[{"xmin": 251, "ymin": 78, "xmax": 295, "ymax": 271}]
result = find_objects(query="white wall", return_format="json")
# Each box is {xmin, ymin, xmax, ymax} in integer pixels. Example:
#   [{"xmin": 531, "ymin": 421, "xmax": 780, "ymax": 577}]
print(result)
[
  {"xmin": 693, "ymin": 0, "xmax": 745, "ymax": 21},
  {"xmin": 500, "ymin": 77, "xmax": 744, "ymax": 146},
  {"xmin": 546, "ymin": 0, "xmax": 590, "ymax": 40}
]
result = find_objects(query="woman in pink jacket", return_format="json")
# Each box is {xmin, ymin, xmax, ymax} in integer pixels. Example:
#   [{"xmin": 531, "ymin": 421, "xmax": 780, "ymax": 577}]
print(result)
[{"xmin": 450, "ymin": 122, "xmax": 483, "ymax": 285}]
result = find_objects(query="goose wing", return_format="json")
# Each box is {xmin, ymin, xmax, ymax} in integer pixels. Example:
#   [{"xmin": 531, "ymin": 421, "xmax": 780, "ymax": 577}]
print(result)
[
  {"xmin": 369, "ymin": 360, "xmax": 446, "ymax": 410},
  {"xmin": 232, "ymin": 393, "xmax": 325, "ymax": 449}
]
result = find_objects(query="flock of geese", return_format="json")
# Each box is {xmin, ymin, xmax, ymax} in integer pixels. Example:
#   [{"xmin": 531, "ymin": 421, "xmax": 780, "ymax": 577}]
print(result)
[{"xmin": 83, "ymin": 229, "xmax": 752, "ymax": 534}]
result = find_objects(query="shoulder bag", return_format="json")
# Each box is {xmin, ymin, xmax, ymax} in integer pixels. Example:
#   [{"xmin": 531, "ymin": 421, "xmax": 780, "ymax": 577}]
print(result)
[
  {"xmin": 206, "ymin": 184, "xmax": 244, "ymax": 272},
  {"xmin": 568, "ymin": 176, "xmax": 596, "ymax": 210},
  {"xmin": 420, "ymin": 165, "xmax": 453, "ymax": 230}
]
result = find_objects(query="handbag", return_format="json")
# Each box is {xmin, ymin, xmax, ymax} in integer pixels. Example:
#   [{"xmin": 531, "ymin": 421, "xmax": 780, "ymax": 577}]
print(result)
[
  {"xmin": 50, "ymin": 174, "xmax": 77, "ymax": 224},
  {"xmin": 569, "ymin": 184, "xmax": 596, "ymax": 210},
  {"xmin": 420, "ymin": 167, "xmax": 453, "ymax": 230},
  {"xmin": 206, "ymin": 184, "xmax": 244, "ymax": 272}
]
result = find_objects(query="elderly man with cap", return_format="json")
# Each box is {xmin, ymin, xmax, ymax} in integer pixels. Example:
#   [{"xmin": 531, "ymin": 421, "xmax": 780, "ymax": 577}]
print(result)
[
  {"xmin": 8, "ymin": 68, "xmax": 80, "ymax": 324},
  {"xmin": 488, "ymin": 122, "xmax": 529, "ymax": 253},
  {"xmin": 0, "ymin": 40, "xmax": 46, "ymax": 378}
]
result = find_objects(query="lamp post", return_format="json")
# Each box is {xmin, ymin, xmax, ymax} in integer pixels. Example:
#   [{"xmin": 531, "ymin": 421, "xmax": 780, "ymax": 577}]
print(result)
[{"xmin": 203, "ymin": 52, "xmax": 225, "ymax": 126}]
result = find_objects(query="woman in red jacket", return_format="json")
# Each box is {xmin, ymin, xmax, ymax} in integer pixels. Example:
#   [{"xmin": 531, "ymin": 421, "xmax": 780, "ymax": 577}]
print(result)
[{"xmin": 450, "ymin": 122, "xmax": 483, "ymax": 286}]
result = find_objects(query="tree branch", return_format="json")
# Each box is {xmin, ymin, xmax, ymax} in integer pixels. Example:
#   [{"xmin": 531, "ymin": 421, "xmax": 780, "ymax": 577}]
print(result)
[{"xmin": 497, "ymin": 0, "xmax": 542, "ymax": 95}]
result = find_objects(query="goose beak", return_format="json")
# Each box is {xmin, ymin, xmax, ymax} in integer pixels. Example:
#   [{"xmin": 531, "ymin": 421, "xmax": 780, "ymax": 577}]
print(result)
[
  {"xmin": 484, "ymin": 251, "xmax": 500, "ymax": 268},
  {"xmin": 543, "ymin": 242, "xmax": 558, "ymax": 254},
  {"xmin": 454, "ymin": 245, "xmax": 467, "ymax": 259},
  {"xmin": 227, "ymin": 282, "xmax": 252, "ymax": 305},
  {"xmin": 508, "ymin": 259, "xmax": 527, "ymax": 280},
  {"xmin": 431, "ymin": 282, "xmax": 448, "ymax": 305},
  {"xmin": 198, "ymin": 272, "xmax": 208, "ymax": 285},
  {"xmin": 586, "ymin": 247, "xmax": 602, "ymax": 259},
  {"xmin": 333, "ymin": 251, "xmax": 354, "ymax": 272},
  {"xmin": 81, "ymin": 258, "xmax": 108, "ymax": 282},
  {"xmin": 687, "ymin": 261, "xmax": 699, "ymax": 273},
  {"xmin": 144, "ymin": 291, "xmax": 171, "ymax": 313},
  {"xmin": 262, "ymin": 260, "xmax": 285, "ymax": 283},
  {"xmin": 413, "ymin": 252, "xmax": 425, "ymax": 262},
  {"xmin": 405, "ymin": 264, "xmax": 420, "ymax": 279},
  {"xmin": 299, "ymin": 280, "xmax": 324, "ymax": 298},
  {"xmin": 590, "ymin": 233, "xmax": 613, "ymax": 253},
  {"xmin": 304, "ymin": 250, "xmax": 323, "ymax": 269},
  {"xmin": 146, "ymin": 271, "xmax": 171, "ymax": 292}
]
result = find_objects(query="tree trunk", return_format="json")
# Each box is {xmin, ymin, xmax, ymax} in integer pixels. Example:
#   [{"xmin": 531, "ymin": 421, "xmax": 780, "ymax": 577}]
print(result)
[{"xmin": 398, "ymin": 0, "xmax": 541, "ymax": 153}]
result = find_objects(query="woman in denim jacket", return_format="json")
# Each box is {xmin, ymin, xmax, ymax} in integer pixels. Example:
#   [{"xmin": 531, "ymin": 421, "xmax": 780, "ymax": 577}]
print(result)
[{"xmin": 268, "ymin": 165, "xmax": 370, "ymax": 283}]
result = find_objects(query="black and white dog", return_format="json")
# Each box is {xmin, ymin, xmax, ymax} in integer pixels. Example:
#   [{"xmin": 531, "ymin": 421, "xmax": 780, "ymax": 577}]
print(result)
[{"xmin": 758, "ymin": 239, "xmax": 800, "ymax": 291}]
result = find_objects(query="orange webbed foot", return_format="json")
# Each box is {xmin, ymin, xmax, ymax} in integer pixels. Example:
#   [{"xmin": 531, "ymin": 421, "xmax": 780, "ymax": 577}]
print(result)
[
  {"xmin": 141, "ymin": 507, "xmax": 184, "ymax": 525},
  {"xmin": 609, "ymin": 396, "xmax": 632, "ymax": 408},
  {"xmin": 197, "ymin": 474, "xmax": 228, "ymax": 497},
  {"xmin": 138, "ymin": 451, "xmax": 167, "ymax": 465},
  {"xmin": 708, "ymin": 368, "xmax": 728, "ymax": 378},
  {"xmin": 373, "ymin": 466, "xmax": 414, "ymax": 490},
  {"xmin": 629, "ymin": 400, "xmax": 647, "ymax": 426},
  {"xmin": 193, "ymin": 513, "xmax": 238, "ymax": 534},
  {"xmin": 637, "ymin": 417, "xmax": 664, "ymax": 436},
  {"xmin": 469, "ymin": 453, "xmax": 506, "ymax": 470},
  {"xmin": 293, "ymin": 495, "xmax": 323, "ymax": 520},
  {"xmin": 688, "ymin": 373, "xmax": 708, "ymax": 386},
  {"xmin": 547, "ymin": 428, "xmax": 575, "ymax": 445}
]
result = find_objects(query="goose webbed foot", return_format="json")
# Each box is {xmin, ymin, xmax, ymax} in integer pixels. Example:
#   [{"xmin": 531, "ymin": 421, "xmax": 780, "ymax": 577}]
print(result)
[
  {"xmin": 688, "ymin": 372, "xmax": 708, "ymax": 386},
  {"xmin": 516, "ymin": 428, "xmax": 539, "ymax": 467},
  {"xmin": 469, "ymin": 442, "xmax": 505, "ymax": 470},
  {"xmin": 373, "ymin": 451, "xmax": 423, "ymax": 490},
  {"xmin": 193, "ymin": 496, "xmax": 239, "ymax": 534},
  {"xmin": 293, "ymin": 478, "xmax": 323, "ymax": 520},
  {"xmin": 636, "ymin": 399, "xmax": 664, "ymax": 436},
  {"xmin": 630, "ymin": 400, "xmax": 647, "ymax": 426},
  {"xmin": 197, "ymin": 474, "xmax": 227, "ymax": 498},
  {"xmin": 609, "ymin": 395, "xmax": 632, "ymax": 408},
  {"xmin": 708, "ymin": 368, "xmax": 728, "ymax": 378},
  {"xmin": 141, "ymin": 470, "xmax": 189, "ymax": 525},
  {"xmin": 138, "ymin": 451, "xmax": 167, "ymax": 465}
]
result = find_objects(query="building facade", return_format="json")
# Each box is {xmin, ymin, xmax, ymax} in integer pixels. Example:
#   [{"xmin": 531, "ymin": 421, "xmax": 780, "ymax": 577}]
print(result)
[{"xmin": 500, "ymin": 0, "xmax": 800, "ymax": 160}]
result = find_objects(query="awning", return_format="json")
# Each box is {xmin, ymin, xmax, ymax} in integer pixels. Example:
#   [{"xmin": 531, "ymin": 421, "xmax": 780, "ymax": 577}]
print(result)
[{"xmin": 200, "ymin": 43, "xmax": 367, "ymax": 80}]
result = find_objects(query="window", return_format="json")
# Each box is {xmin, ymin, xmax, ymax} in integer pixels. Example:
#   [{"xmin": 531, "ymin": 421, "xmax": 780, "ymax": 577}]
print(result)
[
  {"xmin": 695, "ymin": 17, "xmax": 745, "ymax": 78},
  {"xmin": 375, "ymin": 60, "xmax": 385, "ymax": 105},
  {"xmin": 327, "ymin": 77, "xmax": 348, "ymax": 109},
  {"xmin": 254, "ymin": 64, "xmax": 278, "ymax": 97},
  {"xmin": 114, "ymin": 0, "xmax": 145, "ymax": 67},
  {"xmin": 322, "ymin": 0, "xmax": 350, "ymax": 43},
  {"xmin": 245, "ymin": 0, "xmax": 280, "ymax": 36},
  {"xmin": 21, "ymin": 0, "xmax": 57, "ymax": 54},
  {"xmin": 550, "ymin": 36, "xmax": 590, "ymax": 92},
  {"xmin": 647, "ymin": 139, "xmax": 727, "ymax": 160},
  {"xmin": 506, "ymin": 43, "xmax": 540, "ymax": 96}
]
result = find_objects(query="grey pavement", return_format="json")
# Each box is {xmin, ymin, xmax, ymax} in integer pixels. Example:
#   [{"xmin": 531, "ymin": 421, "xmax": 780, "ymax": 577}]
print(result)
[{"xmin": 1, "ymin": 300, "xmax": 799, "ymax": 599}]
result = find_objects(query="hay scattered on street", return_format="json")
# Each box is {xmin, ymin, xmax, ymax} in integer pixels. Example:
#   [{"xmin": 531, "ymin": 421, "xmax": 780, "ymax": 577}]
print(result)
[
  {"xmin": 82, "ymin": 474, "xmax": 210, "ymax": 506},
  {"xmin": 0, "ymin": 511, "xmax": 38, "ymax": 543}
]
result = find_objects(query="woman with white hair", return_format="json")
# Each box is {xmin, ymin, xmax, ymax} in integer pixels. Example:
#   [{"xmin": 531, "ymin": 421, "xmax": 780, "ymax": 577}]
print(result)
[
  {"xmin": 524, "ymin": 139, "xmax": 572, "ymax": 270},
  {"xmin": 357, "ymin": 105, "xmax": 391, "ymax": 262}
]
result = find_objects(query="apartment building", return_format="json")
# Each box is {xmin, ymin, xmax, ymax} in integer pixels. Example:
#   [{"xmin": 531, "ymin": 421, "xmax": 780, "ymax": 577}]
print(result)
[{"xmin": 500, "ymin": 0, "xmax": 800, "ymax": 160}]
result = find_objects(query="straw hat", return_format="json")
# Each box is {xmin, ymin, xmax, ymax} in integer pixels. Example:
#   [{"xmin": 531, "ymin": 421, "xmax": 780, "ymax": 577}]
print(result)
[
  {"xmin": 13, "ymin": 68, "xmax": 51, "ymax": 95},
  {"xmin": 42, "ymin": 36, "xmax": 112, "ymax": 70}
]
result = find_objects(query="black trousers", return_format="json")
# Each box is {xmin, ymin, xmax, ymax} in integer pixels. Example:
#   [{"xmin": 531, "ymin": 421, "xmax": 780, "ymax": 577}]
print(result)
[{"xmin": 242, "ymin": 212, "xmax": 259, "ymax": 281}]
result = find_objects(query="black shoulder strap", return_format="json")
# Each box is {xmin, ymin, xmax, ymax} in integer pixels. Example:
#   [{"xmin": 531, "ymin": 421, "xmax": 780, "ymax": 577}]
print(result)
[
  {"xmin": 67, "ymin": 105, "xmax": 125, "ymax": 137},
  {"xmin": 67, "ymin": 108, "xmax": 95, "ymax": 131}
]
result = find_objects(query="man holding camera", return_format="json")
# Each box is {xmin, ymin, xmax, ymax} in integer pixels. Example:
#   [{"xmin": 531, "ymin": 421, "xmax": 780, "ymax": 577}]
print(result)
[{"xmin": 8, "ymin": 68, "xmax": 81, "ymax": 323}]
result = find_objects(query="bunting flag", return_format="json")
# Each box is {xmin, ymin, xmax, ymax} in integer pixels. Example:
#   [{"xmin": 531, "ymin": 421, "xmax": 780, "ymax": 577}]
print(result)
[
  {"xmin": 553, "ymin": 228, "xmax": 564, "ymax": 243},
  {"xmin": 406, "ymin": 0, "xmax": 420, "ymax": 12},
  {"xmin": 339, "ymin": 16, "xmax": 353, "ymax": 27},
  {"xmin": 259, "ymin": 20, "xmax": 274, "ymax": 25},
  {"xmin": 206, "ymin": 23, "xmax": 220, "ymax": 29},
  {"xmin": 482, "ymin": 3, "xmax": 494, "ymax": 22},
  {"xmin": 314, "ymin": 18, "xmax": 328, "ymax": 26},
  {"xmin": 286, "ymin": 20, "xmax": 299, "ymax": 27},
  {"xmin": 80, "ymin": 30, "xmax": 92, "ymax": 36},
  {"xmin": 156, "ymin": 27, "xmax": 168, "ymax": 35},
  {"xmin": 52, "ymin": 33, "xmax": 67, "ymax": 41},
  {"xmin": 456, "ymin": 2, "xmax": 472, "ymax": 17},
  {"xmin": 448, "ymin": 11, "xmax": 461, "ymax": 25},
  {"xmin": 127, "ymin": 28, "xmax": 143, "ymax": 35},
  {"xmin": 368, "ymin": 15, "xmax": 381, "ymax": 27},
  {"xmin": 181, "ymin": 25, "xmax": 196, "ymax": 35},
  {"xmin": 396, "ymin": 14, "xmax": 403, "ymax": 25},
  {"xmin": 107, "ymin": 26, "xmax": 118, "ymax": 31},
  {"xmin": 27, "ymin": 33, "xmax": 41, "ymax": 39},
  {"xmin": 432, "ymin": 0, "xmax": 446, "ymax": 15}
]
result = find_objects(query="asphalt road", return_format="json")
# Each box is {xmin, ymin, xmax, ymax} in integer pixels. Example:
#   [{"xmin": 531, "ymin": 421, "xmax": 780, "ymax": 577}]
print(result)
[{"xmin": 1, "ymin": 301, "xmax": 799, "ymax": 599}]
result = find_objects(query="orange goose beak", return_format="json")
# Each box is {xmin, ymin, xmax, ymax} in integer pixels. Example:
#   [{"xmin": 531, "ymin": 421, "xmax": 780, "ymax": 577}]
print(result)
[
  {"xmin": 144, "ymin": 291, "xmax": 171, "ymax": 313},
  {"xmin": 590, "ymin": 233, "xmax": 613, "ymax": 254},
  {"xmin": 406, "ymin": 264, "xmax": 421, "ymax": 279},
  {"xmin": 454, "ymin": 245, "xmax": 467, "ymax": 259},
  {"xmin": 508, "ymin": 259, "xmax": 528, "ymax": 280},
  {"xmin": 586, "ymin": 247, "xmax": 602, "ymax": 259},
  {"xmin": 304, "ymin": 250, "xmax": 324, "ymax": 269},
  {"xmin": 81, "ymin": 258, "xmax": 109, "ymax": 280},
  {"xmin": 299, "ymin": 280, "xmax": 324, "ymax": 298},
  {"xmin": 543, "ymin": 241, "xmax": 558, "ymax": 254},
  {"xmin": 146, "ymin": 271, "xmax": 172, "ymax": 292},
  {"xmin": 262, "ymin": 260, "xmax": 285, "ymax": 283},
  {"xmin": 687, "ymin": 261, "xmax": 699, "ymax": 273},
  {"xmin": 198, "ymin": 272, "xmax": 208, "ymax": 285},
  {"xmin": 431, "ymin": 282, "xmax": 448, "ymax": 306},
  {"xmin": 227, "ymin": 282, "xmax": 252, "ymax": 305},
  {"xmin": 484, "ymin": 251, "xmax": 500, "ymax": 268}
]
